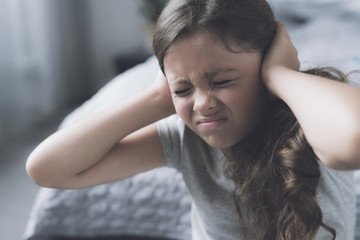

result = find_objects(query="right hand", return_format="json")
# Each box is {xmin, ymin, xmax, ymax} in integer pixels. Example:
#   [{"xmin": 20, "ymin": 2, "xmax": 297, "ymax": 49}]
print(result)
[{"xmin": 151, "ymin": 70, "xmax": 176, "ymax": 115}]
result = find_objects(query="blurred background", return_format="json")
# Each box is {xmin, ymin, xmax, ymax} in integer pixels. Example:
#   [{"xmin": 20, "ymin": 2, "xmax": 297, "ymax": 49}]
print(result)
[
  {"xmin": 0, "ymin": 0, "xmax": 165, "ymax": 140},
  {"xmin": 0, "ymin": 0, "xmax": 166, "ymax": 239},
  {"xmin": 1, "ymin": 0, "xmax": 359, "ymax": 239}
]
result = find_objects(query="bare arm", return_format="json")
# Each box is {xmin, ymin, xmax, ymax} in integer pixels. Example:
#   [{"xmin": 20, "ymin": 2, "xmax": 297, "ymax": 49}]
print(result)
[
  {"xmin": 262, "ymin": 22, "xmax": 360, "ymax": 170},
  {"xmin": 26, "ymin": 72, "xmax": 175, "ymax": 189}
]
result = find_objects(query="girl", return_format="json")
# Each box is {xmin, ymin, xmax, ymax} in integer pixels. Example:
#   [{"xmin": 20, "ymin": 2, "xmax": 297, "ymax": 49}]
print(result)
[{"xmin": 27, "ymin": 0, "xmax": 360, "ymax": 239}]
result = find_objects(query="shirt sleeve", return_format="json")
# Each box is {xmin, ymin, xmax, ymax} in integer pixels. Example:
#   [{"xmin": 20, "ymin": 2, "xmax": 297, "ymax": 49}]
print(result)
[{"xmin": 157, "ymin": 114, "xmax": 183, "ymax": 170}]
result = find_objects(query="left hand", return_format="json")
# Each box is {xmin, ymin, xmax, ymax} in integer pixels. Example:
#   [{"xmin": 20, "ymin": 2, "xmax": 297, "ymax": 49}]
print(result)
[
  {"xmin": 150, "ymin": 70, "xmax": 176, "ymax": 115},
  {"xmin": 261, "ymin": 21, "xmax": 300, "ymax": 85}
]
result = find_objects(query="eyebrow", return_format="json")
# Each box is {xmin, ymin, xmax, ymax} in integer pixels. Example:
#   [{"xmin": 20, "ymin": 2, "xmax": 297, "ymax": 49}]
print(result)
[
  {"xmin": 170, "ymin": 68, "xmax": 238, "ymax": 86},
  {"xmin": 204, "ymin": 68, "xmax": 238, "ymax": 79},
  {"xmin": 170, "ymin": 78, "xmax": 191, "ymax": 87}
]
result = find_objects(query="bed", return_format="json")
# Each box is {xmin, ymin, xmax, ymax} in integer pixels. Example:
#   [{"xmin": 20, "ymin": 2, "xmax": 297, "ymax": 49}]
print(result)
[{"xmin": 23, "ymin": 1, "xmax": 360, "ymax": 239}]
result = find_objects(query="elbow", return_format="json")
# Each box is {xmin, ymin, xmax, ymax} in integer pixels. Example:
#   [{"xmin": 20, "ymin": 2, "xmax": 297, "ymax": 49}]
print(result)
[
  {"xmin": 346, "ymin": 117, "xmax": 360, "ymax": 169},
  {"xmin": 337, "ymin": 115, "xmax": 360, "ymax": 170},
  {"xmin": 26, "ymin": 152, "xmax": 81, "ymax": 189},
  {"xmin": 26, "ymin": 132, "xmax": 80, "ymax": 189},
  {"xmin": 26, "ymin": 152, "xmax": 62, "ymax": 189},
  {"xmin": 318, "ymin": 123, "xmax": 360, "ymax": 170},
  {"xmin": 352, "ymin": 126, "xmax": 360, "ymax": 168},
  {"xmin": 327, "ymin": 128, "xmax": 360, "ymax": 170},
  {"xmin": 26, "ymin": 153, "xmax": 51, "ymax": 188},
  {"xmin": 348, "ymin": 105, "xmax": 360, "ymax": 166}
]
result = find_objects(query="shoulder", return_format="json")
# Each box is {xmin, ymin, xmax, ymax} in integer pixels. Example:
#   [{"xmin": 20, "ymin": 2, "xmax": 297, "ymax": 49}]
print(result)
[
  {"xmin": 157, "ymin": 114, "xmax": 203, "ymax": 146},
  {"xmin": 157, "ymin": 115, "xmax": 218, "ymax": 171},
  {"xmin": 316, "ymin": 160, "xmax": 356, "ymax": 237},
  {"xmin": 318, "ymin": 159, "xmax": 355, "ymax": 191}
]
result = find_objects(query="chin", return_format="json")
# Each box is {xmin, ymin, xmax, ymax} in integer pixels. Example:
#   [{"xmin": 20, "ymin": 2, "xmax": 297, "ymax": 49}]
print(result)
[
  {"xmin": 203, "ymin": 137, "xmax": 236, "ymax": 151},
  {"xmin": 202, "ymin": 131, "xmax": 249, "ymax": 153}
]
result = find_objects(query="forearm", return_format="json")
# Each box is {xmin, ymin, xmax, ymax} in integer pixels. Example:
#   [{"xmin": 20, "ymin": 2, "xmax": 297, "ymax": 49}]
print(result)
[
  {"xmin": 26, "ymin": 87, "xmax": 173, "ymax": 184},
  {"xmin": 265, "ymin": 66, "xmax": 360, "ymax": 169}
]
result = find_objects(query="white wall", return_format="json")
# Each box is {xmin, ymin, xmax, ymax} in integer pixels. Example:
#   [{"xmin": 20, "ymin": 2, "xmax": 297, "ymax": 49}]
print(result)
[
  {"xmin": 86, "ymin": 0, "xmax": 150, "ymax": 90},
  {"xmin": 0, "ymin": 0, "xmax": 150, "ymax": 139}
]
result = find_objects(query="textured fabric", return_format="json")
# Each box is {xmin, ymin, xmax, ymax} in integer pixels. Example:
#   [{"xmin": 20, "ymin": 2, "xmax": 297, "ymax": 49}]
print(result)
[
  {"xmin": 24, "ymin": 168, "xmax": 191, "ymax": 240},
  {"xmin": 157, "ymin": 115, "xmax": 356, "ymax": 240}
]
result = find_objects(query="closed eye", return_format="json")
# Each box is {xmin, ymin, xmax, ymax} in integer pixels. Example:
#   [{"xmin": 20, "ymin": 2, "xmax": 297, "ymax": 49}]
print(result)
[
  {"xmin": 213, "ymin": 79, "xmax": 232, "ymax": 86},
  {"xmin": 174, "ymin": 88, "xmax": 191, "ymax": 96}
]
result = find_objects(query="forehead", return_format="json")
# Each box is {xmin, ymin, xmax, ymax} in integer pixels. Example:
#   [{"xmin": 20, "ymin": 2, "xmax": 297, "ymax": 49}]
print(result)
[
  {"xmin": 164, "ymin": 32, "xmax": 261, "ymax": 81},
  {"xmin": 167, "ymin": 31, "xmax": 241, "ymax": 60}
]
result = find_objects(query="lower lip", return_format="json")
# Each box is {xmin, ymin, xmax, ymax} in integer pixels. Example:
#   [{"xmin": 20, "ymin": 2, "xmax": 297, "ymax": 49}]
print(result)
[{"xmin": 197, "ymin": 119, "xmax": 227, "ymax": 130}]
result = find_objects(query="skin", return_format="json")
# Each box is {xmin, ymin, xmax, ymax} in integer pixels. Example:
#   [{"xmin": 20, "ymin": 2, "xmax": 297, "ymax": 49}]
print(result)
[
  {"xmin": 163, "ymin": 32, "xmax": 269, "ymax": 154},
  {"xmin": 26, "ymin": 22, "xmax": 360, "ymax": 190}
]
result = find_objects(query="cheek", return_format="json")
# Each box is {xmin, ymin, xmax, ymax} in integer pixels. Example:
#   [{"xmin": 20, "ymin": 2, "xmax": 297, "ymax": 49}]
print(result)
[
  {"xmin": 239, "ymin": 85, "xmax": 267, "ymax": 118},
  {"xmin": 219, "ymin": 88, "xmax": 247, "ymax": 109},
  {"xmin": 172, "ymin": 98, "xmax": 193, "ymax": 121},
  {"xmin": 222, "ymin": 83, "xmax": 265, "ymax": 115}
]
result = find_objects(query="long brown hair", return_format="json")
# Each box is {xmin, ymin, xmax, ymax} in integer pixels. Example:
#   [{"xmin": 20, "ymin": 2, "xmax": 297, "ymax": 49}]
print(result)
[
  {"xmin": 153, "ymin": 0, "xmax": 276, "ymax": 73},
  {"xmin": 225, "ymin": 67, "xmax": 347, "ymax": 239},
  {"xmin": 153, "ymin": 0, "xmax": 345, "ymax": 238}
]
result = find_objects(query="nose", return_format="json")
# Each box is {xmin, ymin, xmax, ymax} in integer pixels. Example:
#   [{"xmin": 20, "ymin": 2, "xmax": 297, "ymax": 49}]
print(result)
[{"xmin": 193, "ymin": 90, "xmax": 218, "ymax": 115}]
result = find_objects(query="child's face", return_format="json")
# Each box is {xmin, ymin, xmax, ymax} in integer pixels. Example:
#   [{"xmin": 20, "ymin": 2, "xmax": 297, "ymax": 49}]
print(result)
[{"xmin": 164, "ymin": 32, "xmax": 268, "ymax": 152}]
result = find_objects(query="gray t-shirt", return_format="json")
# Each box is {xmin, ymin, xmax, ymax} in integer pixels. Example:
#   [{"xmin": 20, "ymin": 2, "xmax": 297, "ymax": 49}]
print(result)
[{"xmin": 157, "ymin": 115, "xmax": 356, "ymax": 240}]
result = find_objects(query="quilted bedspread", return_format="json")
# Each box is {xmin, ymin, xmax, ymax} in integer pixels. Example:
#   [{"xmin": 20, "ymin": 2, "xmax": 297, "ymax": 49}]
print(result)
[{"xmin": 24, "ymin": 1, "xmax": 360, "ymax": 240}]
